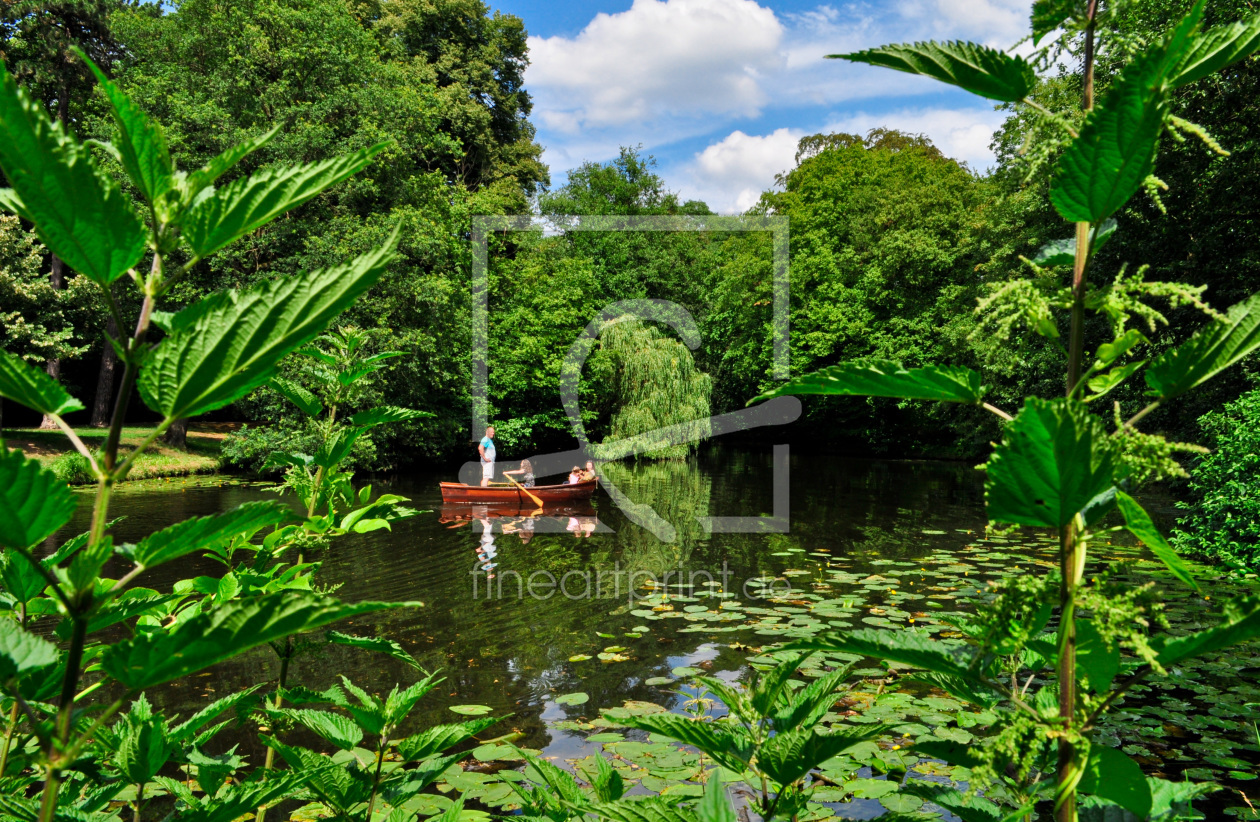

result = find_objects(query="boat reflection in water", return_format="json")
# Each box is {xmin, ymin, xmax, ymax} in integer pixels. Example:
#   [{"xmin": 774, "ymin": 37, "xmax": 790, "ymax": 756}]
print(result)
[{"xmin": 439, "ymin": 502, "xmax": 609, "ymax": 539}]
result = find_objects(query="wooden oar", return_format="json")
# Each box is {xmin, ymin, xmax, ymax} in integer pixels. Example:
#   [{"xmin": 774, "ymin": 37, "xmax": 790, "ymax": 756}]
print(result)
[{"xmin": 505, "ymin": 473, "xmax": 544, "ymax": 508}]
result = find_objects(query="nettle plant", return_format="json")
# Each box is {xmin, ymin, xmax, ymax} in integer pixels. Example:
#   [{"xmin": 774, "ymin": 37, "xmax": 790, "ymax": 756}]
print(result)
[
  {"xmin": 759, "ymin": 2, "xmax": 1260, "ymax": 821},
  {"xmin": 0, "ymin": 52, "xmax": 430, "ymax": 821}
]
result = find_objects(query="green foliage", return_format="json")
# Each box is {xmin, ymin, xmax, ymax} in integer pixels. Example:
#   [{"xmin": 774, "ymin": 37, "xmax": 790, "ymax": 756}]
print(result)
[
  {"xmin": 832, "ymin": 41, "xmax": 1037, "ymax": 102},
  {"xmin": 767, "ymin": 2, "xmax": 1260, "ymax": 819},
  {"xmin": 0, "ymin": 446, "xmax": 76, "ymax": 549},
  {"xmin": 1172, "ymin": 387, "xmax": 1260, "ymax": 571},
  {"xmin": 754, "ymin": 360, "xmax": 988, "ymax": 405},
  {"xmin": 603, "ymin": 656, "xmax": 882, "ymax": 821}
]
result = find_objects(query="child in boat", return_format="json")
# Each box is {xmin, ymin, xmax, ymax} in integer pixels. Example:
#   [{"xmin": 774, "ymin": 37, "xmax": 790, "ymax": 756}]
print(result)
[
  {"xmin": 503, "ymin": 458, "xmax": 535, "ymax": 487},
  {"xmin": 580, "ymin": 460, "xmax": 597, "ymax": 481},
  {"xmin": 567, "ymin": 466, "xmax": 582, "ymax": 484}
]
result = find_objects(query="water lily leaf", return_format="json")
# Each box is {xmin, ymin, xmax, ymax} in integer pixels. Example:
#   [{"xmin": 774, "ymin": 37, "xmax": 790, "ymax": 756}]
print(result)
[
  {"xmin": 448, "ymin": 705, "xmax": 494, "ymax": 716},
  {"xmin": 556, "ymin": 692, "xmax": 589, "ymax": 706},
  {"xmin": 570, "ymin": 654, "xmax": 593, "ymax": 662},
  {"xmin": 671, "ymin": 666, "xmax": 702, "ymax": 678}
]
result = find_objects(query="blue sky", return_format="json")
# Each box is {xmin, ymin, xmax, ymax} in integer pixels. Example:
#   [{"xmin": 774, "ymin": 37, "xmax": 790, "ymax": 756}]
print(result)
[{"xmin": 488, "ymin": 0, "xmax": 1034, "ymax": 212}]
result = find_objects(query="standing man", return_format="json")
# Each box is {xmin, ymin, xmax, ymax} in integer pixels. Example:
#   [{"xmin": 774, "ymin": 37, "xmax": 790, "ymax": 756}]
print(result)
[{"xmin": 478, "ymin": 425, "xmax": 496, "ymax": 486}]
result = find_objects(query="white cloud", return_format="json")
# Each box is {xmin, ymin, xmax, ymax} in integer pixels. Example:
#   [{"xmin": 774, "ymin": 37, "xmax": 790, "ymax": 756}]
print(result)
[
  {"xmin": 679, "ymin": 127, "xmax": 802, "ymax": 212},
  {"xmin": 527, "ymin": 0, "xmax": 784, "ymax": 133}
]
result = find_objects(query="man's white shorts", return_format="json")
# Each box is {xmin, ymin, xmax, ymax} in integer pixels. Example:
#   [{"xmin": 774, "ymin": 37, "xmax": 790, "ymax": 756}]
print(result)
[{"xmin": 482, "ymin": 461, "xmax": 494, "ymax": 480}]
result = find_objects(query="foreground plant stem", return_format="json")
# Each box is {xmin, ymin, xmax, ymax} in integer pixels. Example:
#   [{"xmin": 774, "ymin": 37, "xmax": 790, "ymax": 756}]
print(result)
[
  {"xmin": 1058, "ymin": 8, "xmax": 1098, "ymax": 822},
  {"xmin": 255, "ymin": 649, "xmax": 293, "ymax": 822}
]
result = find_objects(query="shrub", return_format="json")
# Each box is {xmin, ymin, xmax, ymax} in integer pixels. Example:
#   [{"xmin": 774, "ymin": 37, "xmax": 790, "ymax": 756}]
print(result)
[
  {"xmin": 1173, "ymin": 387, "xmax": 1260, "ymax": 573},
  {"xmin": 49, "ymin": 451, "xmax": 93, "ymax": 484}
]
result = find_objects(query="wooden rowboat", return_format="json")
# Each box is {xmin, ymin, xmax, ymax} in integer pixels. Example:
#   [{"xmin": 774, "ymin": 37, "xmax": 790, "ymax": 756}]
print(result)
[{"xmin": 439, "ymin": 478, "xmax": 597, "ymax": 504}]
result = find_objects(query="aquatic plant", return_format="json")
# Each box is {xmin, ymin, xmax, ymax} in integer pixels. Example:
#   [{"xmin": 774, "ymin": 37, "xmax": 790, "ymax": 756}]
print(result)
[
  {"xmin": 0, "ymin": 50, "xmax": 455, "ymax": 822},
  {"xmin": 757, "ymin": 2, "xmax": 1260, "ymax": 820}
]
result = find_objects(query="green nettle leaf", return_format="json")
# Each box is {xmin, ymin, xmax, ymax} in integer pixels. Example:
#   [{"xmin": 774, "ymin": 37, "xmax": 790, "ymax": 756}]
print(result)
[
  {"xmin": 1094, "ymin": 329, "xmax": 1146, "ymax": 370},
  {"xmin": 181, "ymin": 143, "xmax": 388, "ymax": 258},
  {"xmin": 1075, "ymin": 620, "xmax": 1120, "ymax": 693},
  {"xmin": 167, "ymin": 771, "xmax": 309, "ymax": 822},
  {"xmin": 0, "ymin": 448, "xmax": 78, "ymax": 550},
  {"xmin": 1032, "ymin": 219, "xmax": 1118, "ymax": 267},
  {"xmin": 271, "ymin": 377, "xmax": 323, "ymax": 416},
  {"xmin": 100, "ymin": 593, "xmax": 399, "ymax": 690},
  {"xmin": 1078, "ymin": 745, "xmax": 1153, "ymax": 820},
  {"xmin": 0, "ymin": 61, "xmax": 146, "ymax": 285},
  {"xmin": 124, "ymin": 501, "xmax": 295, "ymax": 569},
  {"xmin": 1032, "ymin": 0, "xmax": 1078, "ymax": 45},
  {"xmin": 346, "ymin": 406, "xmax": 430, "ymax": 427},
  {"xmin": 758, "ymin": 726, "xmax": 886, "ymax": 786},
  {"xmin": 900, "ymin": 782, "xmax": 1003, "ymax": 822},
  {"xmin": 0, "ymin": 618, "xmax": 58, "ymax": 679},
  {"xmin": 1050, "ymin": 48, "xmax": 1170, "ymax": 223},
  {"xmin": 1144, "ymin": 292, "xmax": 1260, "ymax": 400},
  {"xmin": 0, "ymin": 552, "xmax": 47, "ymax": 604},
  {"xmin": 583, "ymin": 797, "xmax": 699, "ymax": 822},
  {"xmin": 1154, "ymin": 593, "xmax": 1260, "ymax": 667},
  {"xmin": 910, "ymin": 739, "xmax": 986, "ymax": 770},
  {"xmin": 831, "ymin": 41, "xmax": 1035, "ymax": 102},
  {"xmin": 272, "ymin": 708, "xmax": 362, "ymax": 750},
  {"xmin": 327, "ymin": 630, "xmax": 423, "ymax": 670},
  {"xmin": 1085, "ymin": 361, "xmax": 1145, "ymax": 400},
  {"xmin": 698, "ymin": 773, "xmax": 735, "ymax": 822},
  {"xmin": 1115, "ymin": 491, "xmax": 1198, "ymax": 590},
  {"xmin": 754, "ymin": 360, "xmax": 987, "ymax": 405},
  {"xmin": 1170, "ymin": 12, "xmax": 1260, "ymax": 87},
  {"xmin": 984, "ymin": 398, "xmax": 1117, "ymax": 528},
  {"xmin": 395, "ymin": 716, "xmax": 500, "ymax": 761},
  {"xmin": 138, "ymin": 231, "xmax": 398, "ymax": 420},
  {"xmin": 0, "ymin": 349, "xmax": 86, "ymax": 417},
  {"xmin": 608, "ymin": 713, "xmax": 751, "ymax": 773},
  {"xmin": 184, "ymin": 127, "xmax": 281, "ymax": 201},
  {"xmin": 81, "ymin": 53, "xmax": 172, "ymax": 204},
  {"xmin": 783, "ymin": 628, "xmax": 995, "ymax": 696}
]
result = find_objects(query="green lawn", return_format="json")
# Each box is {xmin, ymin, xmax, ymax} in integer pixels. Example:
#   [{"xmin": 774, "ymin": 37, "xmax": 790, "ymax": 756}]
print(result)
[{"xmin": 3, "ymin": 425, "xmax": 224, "ymax": 484}]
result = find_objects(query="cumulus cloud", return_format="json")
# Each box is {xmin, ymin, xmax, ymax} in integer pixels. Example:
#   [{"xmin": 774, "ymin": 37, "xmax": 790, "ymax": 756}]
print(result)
[
  {"xmin": 527, "ymin": 0, "xmax": 785, "ymax": 133},
  {"xmin": 679, "ymin": 127, "xmax": 803, "ymax": 212}
]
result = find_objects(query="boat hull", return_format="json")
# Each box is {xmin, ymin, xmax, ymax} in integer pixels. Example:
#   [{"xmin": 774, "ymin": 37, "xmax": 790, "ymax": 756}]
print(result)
[{"xmin": 439, "ymin": 479, "xmax": 597, "ymax": 504}]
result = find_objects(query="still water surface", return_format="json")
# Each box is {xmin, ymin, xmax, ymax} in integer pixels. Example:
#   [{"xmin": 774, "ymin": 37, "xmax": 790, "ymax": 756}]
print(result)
[{"xmin": 64, "ymin": 448, "xmax": 985, "ymax": 761}]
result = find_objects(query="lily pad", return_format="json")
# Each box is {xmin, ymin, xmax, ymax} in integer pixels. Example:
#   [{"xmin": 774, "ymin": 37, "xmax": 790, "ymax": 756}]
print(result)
[
  {"xmin": 569, "ymin": 654, "xmax": 592, "ymax": 662},
  {"xmin": 555, "ymin": 692, "xmax": 590, "ymax": 706},
  {"xmin": 448, "ymin": 704, "xmax": 493, "ymax": 716}
]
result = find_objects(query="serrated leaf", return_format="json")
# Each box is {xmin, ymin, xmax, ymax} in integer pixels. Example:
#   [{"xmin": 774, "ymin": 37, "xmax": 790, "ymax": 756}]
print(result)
[
  {"xmin": 1170, "ymin": 12, "xmax": 1260, "ymax": 87},
  {"xmin": 1051, "ymin": 47, "xmax": 1170, "ymax": 223},
  {"xmin": 346, "ymin": 405, "xmax": 429, "ymax": 427},
  {"xmin": 984, "ymin": 398, "xmax": 1117, "ymax": 528},
  {"xmin": 1154, "ymin": 593, "xmax": 1260, "ymax": 667},
  {"xmin": 0, "ymin": 448, "xmax": 78, "ymax": 550},
  {"xmin": 0, "ymin": 62, "xmax": 146, "ymax": 286},
  {"xmin": 754, "ymin": 360, "xmax": 986, "ymax": 405},
  {"xmin": 138, "ymin": 230, "xmax": 398, "ymax": 420},
  {"xmin": 170, "ymin": 685, "xmax": 264, "ymax": 742},
  {"xmin": 1032, "ymin": 219, "xmax": 1118, "ymax": 267},
  {"xmin": 271, "ymin": 377, "xmax": 323, "ymax": 416},
  {"xmin": 396, "ymin": 716, "xmax": 500, "ymax": 761},
  {"xmin": 126, "ymin": 501, "xmax": 294, "ymax": 569},
  {"xmin": 80, "ymin": 51, "xmax": 172, "ymax": 204},
  {"xmin": 608, "ymin": 713, "xmax": 751, "ymax": 772},
  {"xmin": 698, "ymin": 772, "xmax": 734, "ymax": 822},
  {"xmin": 1144, "ymin": 292, "xmax": 1260, "ymax": 400},
  {"xmin": 0, "ymin": 349, "xmax": 85, "ymax": 417},
  {"xmin": 0, "ymin": 618, "xmax": 58, "ymax": 680},
  {"xmin": 100, "ymin": 593, "xmax": 395, "ymax": 690},
  {"xmin": 782, "ymin": 628, "xmax": 995, "ymax": 696},
  {"xmin": 327, "ymin": 630, "xmax": 422, "ymax": 670},
  {"xmin": 832, "ymin": 41, "xmax": 1035, "ymax": 102},
  {"xmin": 1085, "ymin": 361, "xmax": 1145, "ymax": 400},
  {"xmin": 1079, "ymin": 745, "xmax": 1152, "ymax": 820},
  {"xmin": 182, "ymin": 143, "xmax": 387, "ymax": 258},
  {"xmin": 1032, "ymin": 0, "xmax": 1078, "ymax": 44},
  {"xmin": 584, "ymin": 797, "xmax": 699, "ymax": 822},
  {"xmin": 910, "ymin": 738, "xmax": 986, "ymax": 769},
  {"xmin": 169, "ymin": 770, "xmax": 310, "ymax": 822},
  {"xmin": 271, "ymin": 708, "xmax": 362, "ymax": 750},
  {"xmin": 758, "ymin": 726, "xmax": 886, "ymax": 786},
  {"xmin": 184, "ymin": 127, "xmax": 280, "ymax": 200},
  {"xmin": 1115, "ymin": 491, "xmax": 1197, "ymax": 590},
  {"xmin": 1094, "ymin": 329, "xmax": 1146, "ymax": 369}
]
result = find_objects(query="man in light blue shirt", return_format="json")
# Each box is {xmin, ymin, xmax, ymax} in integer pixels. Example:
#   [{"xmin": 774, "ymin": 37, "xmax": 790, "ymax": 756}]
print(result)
[{"xmin": 478, "ymin": 425, "xmax": 496, "ymax": 486}]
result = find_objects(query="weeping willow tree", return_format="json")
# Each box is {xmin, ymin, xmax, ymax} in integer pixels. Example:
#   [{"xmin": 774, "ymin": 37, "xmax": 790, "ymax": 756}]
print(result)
[{"xmin": 587, "ymin": 318, "xmax": 712, "ymax": 460}]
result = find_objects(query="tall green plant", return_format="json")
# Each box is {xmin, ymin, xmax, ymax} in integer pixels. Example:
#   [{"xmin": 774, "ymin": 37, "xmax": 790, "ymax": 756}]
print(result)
[
  {"xmin": 0, "ymin": 50, "xmax": 412, "ymax": 821},
  {"xmin": 757, "ymin": 3, "xmax": 1260, "ymax": 820}
]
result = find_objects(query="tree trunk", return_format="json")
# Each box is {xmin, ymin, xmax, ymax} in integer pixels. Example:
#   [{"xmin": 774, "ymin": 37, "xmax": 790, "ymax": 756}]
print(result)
[
  {"xmin": 38, "ymin": 254, "xmax": 67, "ymax": 430},
  {"xmin": 162, "ymin": 418, "xmax": 188, "ymax": 451},
  {"xmin": 90, "ymin": 312, "xmax": 119, "ymax": 427}
]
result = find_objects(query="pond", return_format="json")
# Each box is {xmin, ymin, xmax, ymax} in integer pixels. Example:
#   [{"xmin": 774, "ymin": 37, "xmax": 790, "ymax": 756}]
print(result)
[{"xmin": 65, "ymin": 446, "xmax": 1260, "ymax": 819}]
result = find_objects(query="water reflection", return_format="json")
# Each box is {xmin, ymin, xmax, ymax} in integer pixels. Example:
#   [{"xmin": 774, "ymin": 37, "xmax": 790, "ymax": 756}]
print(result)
[{"xmin": 55, "ymin": 448, "xmax": 989, "ymax": 763}]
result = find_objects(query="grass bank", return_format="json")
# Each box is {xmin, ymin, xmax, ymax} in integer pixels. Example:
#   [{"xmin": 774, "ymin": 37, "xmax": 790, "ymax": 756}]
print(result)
[{"xmin": 3, "ymin": 424, "xmax": 228, "ymax": 484}]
